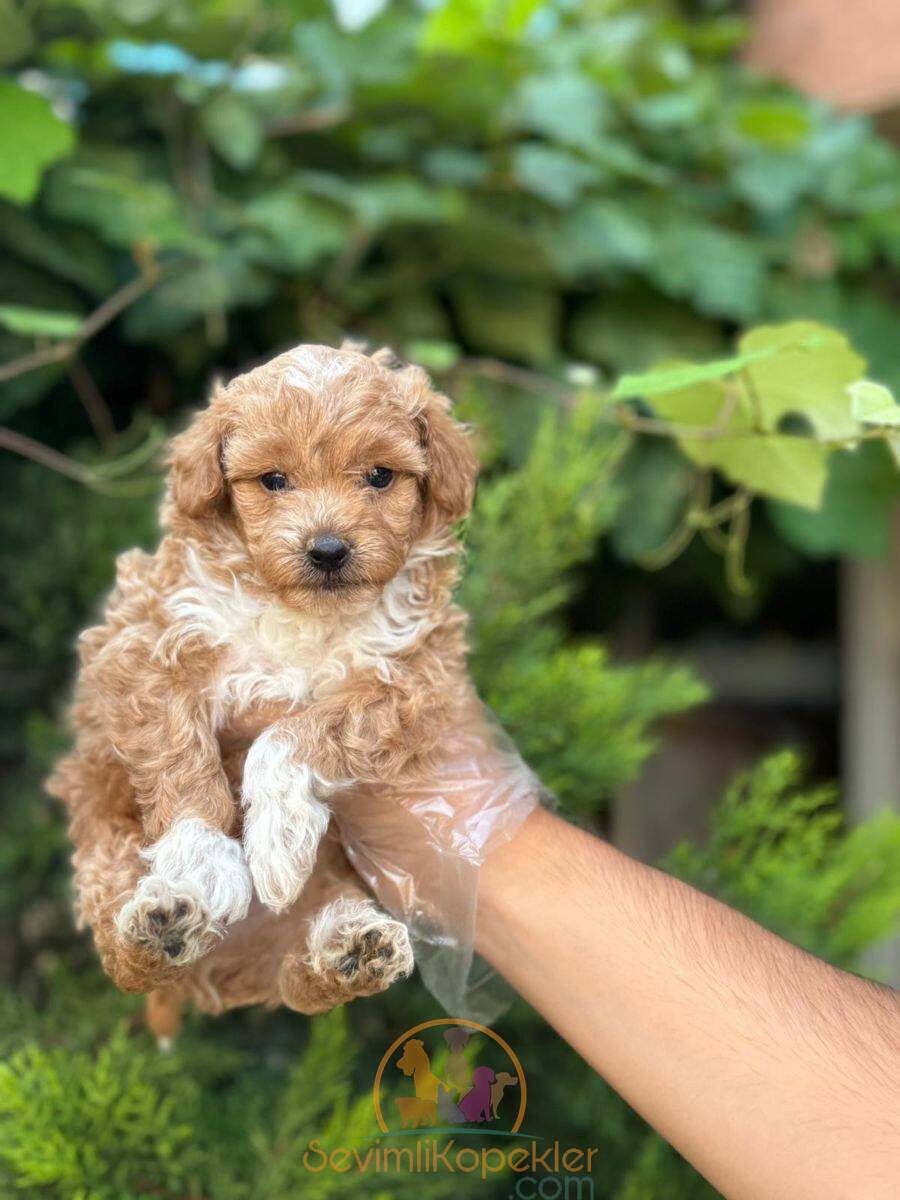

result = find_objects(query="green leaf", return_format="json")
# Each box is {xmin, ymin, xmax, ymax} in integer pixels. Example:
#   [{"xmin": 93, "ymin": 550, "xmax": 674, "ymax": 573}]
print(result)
[
  {"xmin": 241, "ymin": 190, "xmax": 348, "ymax": 270},
  {"xmin": 739, "ymin": 321, "xmax": 866, "ymax": 438},
  {"xmin": 650, "ymin": 376, "xmax": 830, "ymax": 508},
  {"xmin": 403, "ymin": 337, "xmax": 460, "ymax": 371},
  {"xmin": 423, "ymin": 0, "xmax": 541, "ymax": 51},
  {"xmin": 512, "ymin": 70, "xmax": 609, "ymax": 149},
  {"xmin": 735, "ymin": 99, "xmax": 812, "ymax": 150},
  {"xmin": 612, "ymin": 329, "xmax": 826, "ymax": 400},
  {"xmin": 0, "ymin": 79, "xmax": 75, "ymax": 204},
  {"xmin": 44, "ymin": 150, "xmax": 203, "ymax": 252},
  {"xmin": 201, "ymin": 93, "xmax": 264, "ymax": 170},
  {"xmin": 0, "ymin": 305, "xmax": 81, "ymax": 338},
  {"xmin": 653, "ymin": 223, "xmax": 765, "ymax": 321},
  {"xmin": 511, "ymin": 143, "xmax": 600, "ymax": 207},
  {"xmin": 848, "ymin": 379, "xmax": 900, "ymax": 427}
]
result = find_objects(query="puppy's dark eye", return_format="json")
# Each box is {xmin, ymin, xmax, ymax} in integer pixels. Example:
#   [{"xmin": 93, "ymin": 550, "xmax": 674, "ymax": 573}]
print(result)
[
  {"xmin": 260, "ymin": 472, "xmax": 288, "ymax": 492},
  {"xmin": 366, "ymin": 466, "xmax": 394, "ymax": 490}
]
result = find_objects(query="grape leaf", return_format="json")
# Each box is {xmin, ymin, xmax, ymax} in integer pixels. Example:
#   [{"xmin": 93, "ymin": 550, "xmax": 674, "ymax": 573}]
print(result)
[
  {"xmin": 649, "ymin": 376, "xmax": 830, "ymax": 508},
  {"xmin": 0, "ymin": 80, "xmax": 75, "ymax": 204},
  {"xmin": 849, "ymin": 379, "xmax": 900, "ymax": 427},
  {"xmin": 739, "ymin": 321, "xmax": 865, "ymax": 438}
]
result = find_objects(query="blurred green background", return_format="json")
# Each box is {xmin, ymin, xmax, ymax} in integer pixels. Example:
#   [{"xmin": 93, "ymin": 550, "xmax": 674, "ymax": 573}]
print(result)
[{"xmin": 2, "ymin": 1, "xmax": 900, "ymax": 1197}]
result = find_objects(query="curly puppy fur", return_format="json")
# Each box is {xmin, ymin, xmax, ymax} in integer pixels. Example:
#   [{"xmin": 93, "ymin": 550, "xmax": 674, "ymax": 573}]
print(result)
[{"xmin": 47, "ymin": 341, "xmax": 477, "ymax": 1029}]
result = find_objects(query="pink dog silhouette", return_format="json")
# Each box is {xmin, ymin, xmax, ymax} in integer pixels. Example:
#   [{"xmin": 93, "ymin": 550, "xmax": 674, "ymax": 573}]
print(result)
[{"xmin": 458, "ymin": 1066, "xmax": 496, "ymax": 1122}]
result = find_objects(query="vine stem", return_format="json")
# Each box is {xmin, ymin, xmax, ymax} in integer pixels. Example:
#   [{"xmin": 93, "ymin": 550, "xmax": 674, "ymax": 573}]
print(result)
[
  {"xmin": 0, "ymin": 427, "xmax": 96, "ymax": 484},
  {"xmin": 0, "ymin": 269, "xmax": 158, "ymax": 385}
]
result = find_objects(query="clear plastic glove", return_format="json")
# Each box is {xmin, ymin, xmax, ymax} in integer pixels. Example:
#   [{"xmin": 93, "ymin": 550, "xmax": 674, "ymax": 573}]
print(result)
[{"xmin": 329, "ymin": 691, "xmax": 545, "ymax": 1023}]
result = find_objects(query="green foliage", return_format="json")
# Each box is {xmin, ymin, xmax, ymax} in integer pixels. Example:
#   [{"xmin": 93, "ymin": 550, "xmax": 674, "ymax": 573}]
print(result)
[
  {"xmin": 0, "ymin": 79, "xmax": 74, "ymax": 204},
  {"xmin": 0, "ymin": 999, "xmax": 472, "ymax": 1200},
  {"xmin": 2, "ymin": 0, "xmax": 900, "ymax": 382},
  {"xmin": 0, "ymin": 1025, "xmax": 199, "ymax": 1199},
  {"xmin": 462, "ymin": 392, "xmax": 707, "ymax": 808},
  {"xmin": 667, "ymin": 752, "xmax": 900, "ymax": 968},
  {"xmin": 606, "ymin": 319, "xmax": 900, "ymax": 578}
]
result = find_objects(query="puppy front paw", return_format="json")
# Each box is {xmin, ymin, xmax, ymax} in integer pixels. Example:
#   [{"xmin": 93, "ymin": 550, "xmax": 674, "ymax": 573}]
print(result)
[
  {"xmin": 116, "ymin": 876, "xmax": 218, "ymax": 968},
  {"xmin": 242, "ymin": 730, "xmax": 332, "ymax": 913}
]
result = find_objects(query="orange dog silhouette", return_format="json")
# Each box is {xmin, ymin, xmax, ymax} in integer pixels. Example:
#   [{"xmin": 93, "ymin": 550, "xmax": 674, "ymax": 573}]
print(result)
[
  {"xmin": 490, "ymin": 1070, "xmax": 519, "ymax": 1119},
  {"xmin": 395, "ymin": 1096, "xmax": 436, "ymax": 1128},
  {"xmin": 396, "ymin": 1037, "xmax": 440, "ymax": 1124}
]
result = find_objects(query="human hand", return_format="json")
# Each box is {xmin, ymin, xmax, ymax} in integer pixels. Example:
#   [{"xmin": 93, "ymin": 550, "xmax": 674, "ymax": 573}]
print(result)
[{"xmin": 328, "ymin": 693, "xmax": 543, "ymax": 1020}]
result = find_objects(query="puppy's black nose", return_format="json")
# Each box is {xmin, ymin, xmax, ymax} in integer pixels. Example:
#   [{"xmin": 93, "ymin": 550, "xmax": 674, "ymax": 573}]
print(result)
[{"xmin": 308, "ymin": 534, "xmax": 350, "ymax": 570}]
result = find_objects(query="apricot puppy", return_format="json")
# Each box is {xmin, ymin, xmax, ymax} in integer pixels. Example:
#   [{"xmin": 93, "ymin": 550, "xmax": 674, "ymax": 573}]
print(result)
[{"xmin": 48, "ymin": 342, "xmax": 477, "ymax": 1023}]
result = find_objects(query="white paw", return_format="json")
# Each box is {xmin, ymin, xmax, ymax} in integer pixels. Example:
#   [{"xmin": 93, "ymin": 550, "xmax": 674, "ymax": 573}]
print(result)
[
  {"xmin": 307, "ymin": 897, "xmax": 414, "ymax": 992},
  {"xmin": 116, "ymin": 876, "xmax": 217, "ymax": 967},
  {"xmin": 242, "ymin": 728, "xmax": 332, "ymax": 913},
  {"xmin": 140, "ymin": 818, "xmax": 251, "ymax": 926}
]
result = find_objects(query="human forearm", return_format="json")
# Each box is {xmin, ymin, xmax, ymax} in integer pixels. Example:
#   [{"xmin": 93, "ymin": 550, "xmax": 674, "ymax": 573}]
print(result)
[{"xmin": 476, "ymin": 807, "xmax": 900, "ymax": 1200}]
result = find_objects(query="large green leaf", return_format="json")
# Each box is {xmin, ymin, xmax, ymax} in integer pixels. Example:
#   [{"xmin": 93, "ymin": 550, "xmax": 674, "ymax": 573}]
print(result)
[
  {"xmin": 0, "ymin": 80, "xmax": 75, "ymax": 204},
  {"xmin": 650, "ymin": 376, "xmax": 830, "ymax": 508},
  {"xmin": 739, "ymin": 321, "xmax": 866, "ymax": 438},
  {"xmin": 612, "ymin": 328, "xmax": 826, "ymax": 400}
]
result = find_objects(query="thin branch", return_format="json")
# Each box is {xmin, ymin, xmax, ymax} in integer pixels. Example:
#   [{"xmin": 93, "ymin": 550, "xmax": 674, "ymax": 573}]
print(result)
[
  {"xmin": 453, "ymin": 357, "xmax": 574, "ymax": 402},
  {"xmin": 267, "ymin": 103, "xmax": 350, "ymax": 137},
  {"xmin": 0, "ymin": 427, "xmax": 95, "ymax": 485},
  {"xmin": 0, "ymin": 270, "xmax": 158, "ymax": 385},
  {"xmin": 0, "ymin": 425, "xmax": 161, "ymax": 496},
  {"xmin": 67, "ymin": 357, "xmax": 116, "ymax": 448}
]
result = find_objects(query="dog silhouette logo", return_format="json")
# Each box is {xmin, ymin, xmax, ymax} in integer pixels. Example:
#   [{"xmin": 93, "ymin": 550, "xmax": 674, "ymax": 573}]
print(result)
[{"xmin": 373, "ymin": 1018, "xmax": 526, "ymax": 1134}]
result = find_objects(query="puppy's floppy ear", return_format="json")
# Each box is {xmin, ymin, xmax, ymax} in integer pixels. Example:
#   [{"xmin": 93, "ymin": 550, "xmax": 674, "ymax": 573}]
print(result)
[
  {"xmin": 166, "ymin": 389, "xmax": 229, "ymax": 518},
  {"xmin": 409, "ymin": 369, "xmax": 478, "ymax": 528}
]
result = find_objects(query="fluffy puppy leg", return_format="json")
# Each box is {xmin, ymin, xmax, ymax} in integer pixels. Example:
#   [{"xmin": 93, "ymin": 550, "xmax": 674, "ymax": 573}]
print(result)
[
  {"xmin": 279, "ymin": 897, "xmax": 414, "ymax": 1015},
  {"xmin": 146, "ymin": 987, "xmax": 185, "ymax": 1051},
  {"xmin": 116, "ymin": 817, "xmax": 252, "ymax": 967},
  {"xmin": 71, "ymin": 817, "xmax": 197, "ymax": 994},
  {"xmin": 241, "ymin": 725, "xmax": 333, "ymax": 913}
]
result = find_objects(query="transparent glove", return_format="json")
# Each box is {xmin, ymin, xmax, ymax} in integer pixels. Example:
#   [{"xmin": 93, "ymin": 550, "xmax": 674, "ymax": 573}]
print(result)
[{"xmin": 330, "ymin": 692, "xmax": 545, "ymax": 1023}]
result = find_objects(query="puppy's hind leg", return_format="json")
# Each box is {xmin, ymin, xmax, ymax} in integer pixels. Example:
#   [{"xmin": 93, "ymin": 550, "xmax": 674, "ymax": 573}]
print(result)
[
  {"xmin": 146, "ymin": 987, "xmax": 185, "ymax": 1052},
  {"xmin": 279, "ymin": 897, "xmax": 414, "ymax": 1015}
]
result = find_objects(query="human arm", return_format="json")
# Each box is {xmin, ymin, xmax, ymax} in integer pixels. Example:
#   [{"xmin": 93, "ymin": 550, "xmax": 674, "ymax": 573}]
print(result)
[{"xmin": 477, "ymin": 806, "xmax": 900, "ymax": 1200}]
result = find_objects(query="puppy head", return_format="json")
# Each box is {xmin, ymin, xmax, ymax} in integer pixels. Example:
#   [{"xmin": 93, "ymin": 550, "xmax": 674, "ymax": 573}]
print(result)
[{"xmin": 167, "ymin": 343, "xmax": 477, "ymax": 614}]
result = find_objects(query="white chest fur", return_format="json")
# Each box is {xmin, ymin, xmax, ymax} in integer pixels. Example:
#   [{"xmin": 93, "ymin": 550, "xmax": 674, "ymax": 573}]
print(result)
[{"xmin": 163, "ymin": 540, "xmax": 449, "ymax": 727}]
